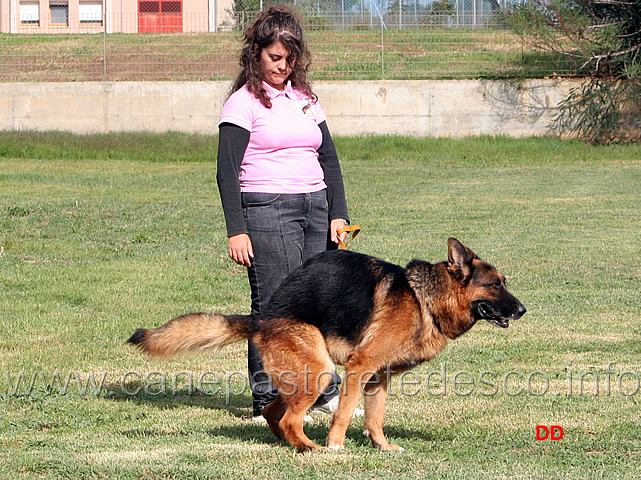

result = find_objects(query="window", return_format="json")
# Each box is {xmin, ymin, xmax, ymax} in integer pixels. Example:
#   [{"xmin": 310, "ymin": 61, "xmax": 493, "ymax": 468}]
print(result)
[
  {"xmin": 139, "ymin": 1, "xmax": 160, "ymax": 13},
  {"xmin": 139, "ymin": 0, "xmax": 181, "ymax": 14},
  {"xmin": 50, "ymin": 1, "xmax": 69, "ymax": 25},
  {"xmin": 20, "ymin": 1, "xmax": 40, "ymax": 25},
  {"xmin": 79, "ymin": 0, "xmax": 103, "ymax": 24},
  {"xmin": 161, "ymin": 1, "xmax": 181, "ymax": 13}
]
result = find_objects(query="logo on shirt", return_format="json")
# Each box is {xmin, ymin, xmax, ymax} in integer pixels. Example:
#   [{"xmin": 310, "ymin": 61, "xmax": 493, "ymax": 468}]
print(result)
[{"xmin": 295, "ymin": 100, "xmax": 318, "ymax": 120}]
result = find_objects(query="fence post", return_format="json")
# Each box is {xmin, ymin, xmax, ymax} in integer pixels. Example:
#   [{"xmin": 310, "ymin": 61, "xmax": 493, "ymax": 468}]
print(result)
[
  {"xmin": 381, "ymin": 18, "xmax": 385, "ymax": 80},
  {"xmin": 103, "ymin": 8, "xmax": 107, "ymax": 81}
]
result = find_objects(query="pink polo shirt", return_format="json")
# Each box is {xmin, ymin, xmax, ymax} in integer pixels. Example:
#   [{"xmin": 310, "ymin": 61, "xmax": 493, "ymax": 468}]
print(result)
[{"xmin": 219, "ymin": 81, "xmax": 328, "ymax": 194}]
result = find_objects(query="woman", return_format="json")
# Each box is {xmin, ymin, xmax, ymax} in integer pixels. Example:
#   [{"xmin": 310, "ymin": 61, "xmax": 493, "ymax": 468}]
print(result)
[{"xmin": 216, "ymin": 5, "xmax": 352, "ymax": 421}]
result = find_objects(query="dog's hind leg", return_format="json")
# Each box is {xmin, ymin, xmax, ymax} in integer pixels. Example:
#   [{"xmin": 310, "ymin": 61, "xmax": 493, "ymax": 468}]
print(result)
[
  {"xmin": 261, "ymin": 395, "xmax": 287, "ymax": 442},
  {"xmin": 278, "ymin": 398, "xmax": 326, "ymax": 452},
  {"xmin": 276, "ymin": 358, "xmax": 335, "ymax": 452},
  {"xmin": 257, "ymin": 325, "xmax": 333, "ymax": 452},
  {"xmin": 362, "ymin": 370, "xmax": 403, "ymax": 451}
]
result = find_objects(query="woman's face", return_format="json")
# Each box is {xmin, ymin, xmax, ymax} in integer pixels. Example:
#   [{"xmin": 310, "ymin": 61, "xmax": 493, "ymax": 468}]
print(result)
[{"xmin": 258, "ymin": 41, "xmax": 292, "ymax": 91}]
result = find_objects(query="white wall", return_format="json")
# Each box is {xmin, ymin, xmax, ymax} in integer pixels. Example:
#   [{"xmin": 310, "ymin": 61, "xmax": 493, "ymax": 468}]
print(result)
[{"xmin": 0, "ymin": 79, "xmax": 581, "ymax": 136}]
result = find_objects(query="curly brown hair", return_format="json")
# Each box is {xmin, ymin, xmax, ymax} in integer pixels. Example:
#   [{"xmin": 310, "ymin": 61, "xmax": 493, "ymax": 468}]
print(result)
[{"xmin": 230, "ymin": 4, "xmax": 316, "ymax": 108}]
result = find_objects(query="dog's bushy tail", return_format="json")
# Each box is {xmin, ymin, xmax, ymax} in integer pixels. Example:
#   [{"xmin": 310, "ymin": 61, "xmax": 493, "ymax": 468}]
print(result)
[{"xmin": 127, "ymin": 313, "xmax": 256, "ymax": 358}]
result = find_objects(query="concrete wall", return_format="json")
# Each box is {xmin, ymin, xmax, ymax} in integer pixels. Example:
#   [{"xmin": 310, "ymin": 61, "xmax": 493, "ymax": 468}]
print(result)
[{"xmin": 0, "ymin": 79, "xmax": 582, "ymax": 137}]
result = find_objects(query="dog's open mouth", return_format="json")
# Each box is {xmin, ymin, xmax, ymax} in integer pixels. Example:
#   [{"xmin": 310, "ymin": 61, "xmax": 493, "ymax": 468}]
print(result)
[
  {"xmin": 486, "ymin": 317, "xmax": 510, "ymax": 328},
  {"xmin": 475, "ymin": 302, "xmax": 510, "ymax": 328},
  {"xmin": 474, "ymin": 300, "xmax": 527, "ymax": 328}
]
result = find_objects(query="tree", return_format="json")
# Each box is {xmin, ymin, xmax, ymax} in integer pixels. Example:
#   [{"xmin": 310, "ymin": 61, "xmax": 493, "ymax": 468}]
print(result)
[
  {"xmin": 505, "ymin": 0, "xmax": 641, "ymax": 144},
  {"xmin": 421, "ymin": 0, "xmax": 456, "ymax": 26}
]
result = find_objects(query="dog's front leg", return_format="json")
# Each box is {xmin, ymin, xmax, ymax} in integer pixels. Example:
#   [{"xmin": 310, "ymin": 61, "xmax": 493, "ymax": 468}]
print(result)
[
  {"xmin": 361, "ymin": 371, "xmax": 404, "ymax": 451},
  {"xmin": 326, "ymin": 359, "xmax": 376, "ymax": 450}
]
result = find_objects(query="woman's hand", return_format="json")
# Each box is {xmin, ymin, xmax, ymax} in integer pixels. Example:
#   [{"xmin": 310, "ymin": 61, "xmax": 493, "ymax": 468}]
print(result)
[
  {"xmin": 329, "ymin": 218, "xmax": 348, "ymax": 246},
  {"xmin": 228, "ymin": 233, "xmax": 254, "ymax": 267}
]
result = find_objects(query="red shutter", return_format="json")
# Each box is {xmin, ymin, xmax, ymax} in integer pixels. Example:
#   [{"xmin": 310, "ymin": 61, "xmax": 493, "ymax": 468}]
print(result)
[{"xmin": 138, "ymin": 0, "xmax": 182, "ymax": 33}]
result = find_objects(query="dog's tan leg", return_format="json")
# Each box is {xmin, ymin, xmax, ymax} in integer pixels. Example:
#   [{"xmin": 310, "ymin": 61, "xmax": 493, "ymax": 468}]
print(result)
[
  {"xmin": 277, "ymin": 365, "xmax": 334, "ymax": 453},
  {"xmin": 280, "ymin": 405, "xmax": 325, "ymax": 453},
  {"xmin": 326, "ymin": 356, "xmax": 377, "ymax": 450},
  {"xmin": 259, "ymin": 325, "xmax": 333, "ymax": 452},
  {"xmin": 362, "ymin": 372, "xmax": 403, "ymax": 451},
  {"xmin": 261, "ymin": 396, "xmax": 287, "ymax": 442}
]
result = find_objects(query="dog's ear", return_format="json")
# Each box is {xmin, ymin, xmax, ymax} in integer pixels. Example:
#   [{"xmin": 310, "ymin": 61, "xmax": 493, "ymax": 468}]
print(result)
[{"xmin": 447, "ymin": 237, "xmax": 477, "ymax": 283}]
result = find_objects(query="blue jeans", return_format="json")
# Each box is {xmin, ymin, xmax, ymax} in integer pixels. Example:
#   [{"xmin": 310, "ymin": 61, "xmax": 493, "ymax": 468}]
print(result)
[{"xmin": 242, "ymin": 190, "xmax": 341, "ymax": 415}]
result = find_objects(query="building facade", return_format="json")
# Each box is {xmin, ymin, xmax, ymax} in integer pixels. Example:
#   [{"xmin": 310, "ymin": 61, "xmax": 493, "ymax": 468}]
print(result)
[{"xmin": 0, "ymin": 0, "xmax": 233, "ymax": 33}]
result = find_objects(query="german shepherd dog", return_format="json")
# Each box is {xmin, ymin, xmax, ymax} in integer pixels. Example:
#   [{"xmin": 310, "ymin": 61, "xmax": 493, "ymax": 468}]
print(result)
[{"xmin": 128, "ymin": 238, "xmax": 526, "ymax": 452}]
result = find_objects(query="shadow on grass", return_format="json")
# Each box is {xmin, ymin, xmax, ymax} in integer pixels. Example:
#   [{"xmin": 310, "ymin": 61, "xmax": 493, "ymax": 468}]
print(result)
[
  {"xmin": 203, "ymin": 422, "xmax": 442, "ymax": 450},
  {"xmin": 104, "ymin": 385, "xmax": 253, "ymax": 417},
  {"xmin": 104, "ymin": 386, "xmax": 440, "ymax": 449}
]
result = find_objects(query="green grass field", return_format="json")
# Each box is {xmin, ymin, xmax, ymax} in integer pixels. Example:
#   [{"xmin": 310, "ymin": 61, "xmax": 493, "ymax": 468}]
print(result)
[{"xmin": 1, "ymin": 132, "xmax": 640, "ymax": 479}]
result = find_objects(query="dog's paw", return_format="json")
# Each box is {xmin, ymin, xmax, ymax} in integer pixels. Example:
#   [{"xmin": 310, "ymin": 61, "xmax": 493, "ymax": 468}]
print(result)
[
  {"xmin": 297, "ymin": 443, "xmax": 327, "ymax": 453},
  {"xmin": 383, "ymin": 444, "xmax": 404, "ymax": 452}
]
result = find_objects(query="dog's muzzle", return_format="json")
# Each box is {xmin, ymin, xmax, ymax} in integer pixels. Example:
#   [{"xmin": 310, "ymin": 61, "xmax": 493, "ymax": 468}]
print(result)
[{"xmin": 472, "ymin": 300, "xmax": 527, "ymax": 328}]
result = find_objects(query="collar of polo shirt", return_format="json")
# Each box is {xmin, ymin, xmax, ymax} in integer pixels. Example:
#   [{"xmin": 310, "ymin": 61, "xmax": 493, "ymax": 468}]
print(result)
[{"xmin": 263, "ymin": 80, "xmax": 294, "ymax": 99}]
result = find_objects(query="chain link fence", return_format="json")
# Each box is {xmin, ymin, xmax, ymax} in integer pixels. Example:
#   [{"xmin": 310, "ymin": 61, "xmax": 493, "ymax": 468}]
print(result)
[{"xmin": 0, "ymin": 2, "xmax": 574, "ymax": 82}]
